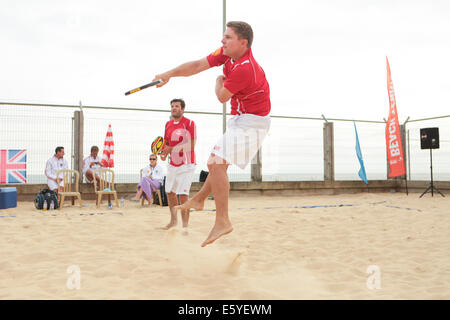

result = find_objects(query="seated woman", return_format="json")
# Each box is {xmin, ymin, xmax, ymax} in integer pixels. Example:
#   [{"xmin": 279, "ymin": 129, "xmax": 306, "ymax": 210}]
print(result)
[{"xmin": 131, "ymin": 154, "xmax": 164, "ymax": 205}]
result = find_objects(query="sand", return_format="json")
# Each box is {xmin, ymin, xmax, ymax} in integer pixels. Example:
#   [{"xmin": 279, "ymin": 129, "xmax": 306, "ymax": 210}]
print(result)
[{"xmin": 0, "ymin": 192, "xmax": 449, "ymax": 300}]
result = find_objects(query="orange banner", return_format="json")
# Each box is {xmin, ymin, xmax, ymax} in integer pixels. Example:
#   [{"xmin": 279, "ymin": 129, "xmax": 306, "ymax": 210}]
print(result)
[{"xmin": 385, "ymin": 57, "xmax": 406, "ymax": 177}]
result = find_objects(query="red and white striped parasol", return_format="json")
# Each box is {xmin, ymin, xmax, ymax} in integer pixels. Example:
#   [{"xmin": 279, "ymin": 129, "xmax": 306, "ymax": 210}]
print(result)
[{"xmin": 101, "ymin": 124, "xmax": 114, "ymax": 168}]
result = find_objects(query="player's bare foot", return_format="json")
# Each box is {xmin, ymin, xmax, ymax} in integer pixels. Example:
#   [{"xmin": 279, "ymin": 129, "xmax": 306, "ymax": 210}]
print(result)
[
  {"xmin": 201, "ymin": 223, "xmax": 233, "ymax": 247},
  {"xmin": 162, "ymin": 222, "xmax": 177, "ymax": 230},
  {"xmin": 175, "ymin": 197, "xmax": 204, "ymax": 212}
]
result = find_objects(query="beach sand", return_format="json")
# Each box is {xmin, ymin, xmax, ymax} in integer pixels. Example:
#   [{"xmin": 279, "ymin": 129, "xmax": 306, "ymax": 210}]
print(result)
[{"xmin": 0, "ymin": 192, "xmax": 449, "ymax": 300}]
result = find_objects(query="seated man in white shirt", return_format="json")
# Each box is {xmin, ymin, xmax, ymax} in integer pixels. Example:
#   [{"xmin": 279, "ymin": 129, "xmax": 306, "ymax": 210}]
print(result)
[
  {"xmin": 45, "ymin": 146, "xmax": 69, "ymax": 194},
  {"xmin": 83, "ymin": 145, "xmax": 103, "ymax": 186},
  {"xmin": 131, "ymin": 154, "xmax": 164, "ymax": 205}
]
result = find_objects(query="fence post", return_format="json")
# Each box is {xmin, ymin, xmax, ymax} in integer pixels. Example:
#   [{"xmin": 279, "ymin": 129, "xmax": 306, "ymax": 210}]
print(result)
[
  {"xmin": 73, "ymin": 110, "xmax": 84, "ymax": 177},
  {"xmin": 407, "ymin": 129, "xmax": 411, "ymax": 180},
  {"xmin": 323, "ymin": 122, "xmax": 334, "ymax": 181},
  {"xmin": 251, "ymin": 149, "xmax": 262, "ymax": 182},
  {"xmin": 400, "ymin": 124, "xmax": 407, "ymax": 178}
]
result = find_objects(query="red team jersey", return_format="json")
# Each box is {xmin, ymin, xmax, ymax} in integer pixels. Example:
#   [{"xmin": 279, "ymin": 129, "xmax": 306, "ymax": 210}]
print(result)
[
  {"xmin": 206, "ymin": 47, "xmax": 271, "ymax": 117},
  {"xmin": 164, "ymin": 116, "xmax": 196, "ymax": 167}
]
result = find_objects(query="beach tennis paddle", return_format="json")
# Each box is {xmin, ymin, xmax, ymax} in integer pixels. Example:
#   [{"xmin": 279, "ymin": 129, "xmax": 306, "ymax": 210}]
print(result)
[
  {"xmin": 124, "ymin": 79, "xmax": 162, "ymax": 96},
  {"xmin": 151, "ymin": 136, "xmax": 165, "ymax": 154}
]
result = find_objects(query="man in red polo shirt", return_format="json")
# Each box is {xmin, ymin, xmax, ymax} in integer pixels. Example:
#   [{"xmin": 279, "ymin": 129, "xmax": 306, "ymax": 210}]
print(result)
[
  {"xmin": 159, "ymin": 98, "xmax": 196, "ymax": 232},
  {"xmin": 153, "ymin": 21, "xmax": 270, "ymax": 247}
]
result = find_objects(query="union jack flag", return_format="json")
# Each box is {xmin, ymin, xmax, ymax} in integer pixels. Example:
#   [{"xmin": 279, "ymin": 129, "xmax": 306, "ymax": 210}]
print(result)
[{"xmin": 0, "ymin": 149, "xmax": 27, "ymax": 184}]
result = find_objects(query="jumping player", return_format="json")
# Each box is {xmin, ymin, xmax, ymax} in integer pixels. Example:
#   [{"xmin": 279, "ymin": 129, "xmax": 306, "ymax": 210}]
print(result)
[{"xmin": 153, "ymin": 21, "xmax": 271, "ymax": 246}]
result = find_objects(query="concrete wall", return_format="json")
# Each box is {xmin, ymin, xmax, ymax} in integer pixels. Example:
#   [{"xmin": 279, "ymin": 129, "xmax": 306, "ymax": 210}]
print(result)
[{"xmin": 3, "ymin": 180, "xmax": 444, "ymax": 202}]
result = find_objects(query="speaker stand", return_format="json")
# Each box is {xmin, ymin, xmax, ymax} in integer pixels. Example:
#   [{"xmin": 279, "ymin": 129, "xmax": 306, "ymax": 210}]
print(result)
[{"xmin": 420, "ymin": 148, "xmax": 445, "ymax": 198}]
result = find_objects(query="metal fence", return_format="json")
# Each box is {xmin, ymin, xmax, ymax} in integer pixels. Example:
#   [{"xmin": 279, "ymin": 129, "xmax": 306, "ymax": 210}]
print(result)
[{"xmin": 1, "ymin": 101, "xmax": 449, "ymax": 184}]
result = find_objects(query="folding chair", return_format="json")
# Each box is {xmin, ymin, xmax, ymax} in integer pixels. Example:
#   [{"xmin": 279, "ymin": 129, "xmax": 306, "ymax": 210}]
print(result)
[
  {"xmin": 56, "ymin": 169, "xmax": 82, "ymax": 209},
  {"xmin": 92, "ymin": 168, "xmax": 120, "ymax": 208}
]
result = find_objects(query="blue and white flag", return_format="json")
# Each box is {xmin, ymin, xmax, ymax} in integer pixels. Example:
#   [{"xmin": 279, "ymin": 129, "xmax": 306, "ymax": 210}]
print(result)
[{"xmin": 354, "ymin": 122, "xmax": 368, "ymax": 184}]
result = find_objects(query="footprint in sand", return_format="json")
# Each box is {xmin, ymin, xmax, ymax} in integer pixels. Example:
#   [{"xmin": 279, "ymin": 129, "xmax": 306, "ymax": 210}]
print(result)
[
  {"xmin": 226, "ymin": 251, "xmax": 245, "ymax": 275},
  {"xmin": 426, "ymin": 286, "xmax": 448, "ymax": 294},
  {"xmin": 165, "ymin": 228, "xmax": 180, "ymax": 244}
]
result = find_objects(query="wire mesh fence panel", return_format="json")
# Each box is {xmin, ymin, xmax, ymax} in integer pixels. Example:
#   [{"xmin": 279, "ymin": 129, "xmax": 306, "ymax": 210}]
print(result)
[
  {"xmin": 406, "ymin": 118, "xmax": 450, "ymax": 181},
  {"xmin": 261, "ymin": 118, "xmax": 323, "ymax": 181},
  {"xmin": 84, "ymin": 108, "xmax": 171, "ymax": 183},
  {"xmin": 83, "ymin": 109, "xmax": 250, "ymax": 183},
  {"xmin": 334, "ymin": 121, "xmax": 387, "ymax": 181},
  {"xmin": 2, "ymin": 102, "xmax": 449, "ymax": 185},
  {"xmin": 0, "ymin": 104, "xmax": 75, "ymax": 184}
]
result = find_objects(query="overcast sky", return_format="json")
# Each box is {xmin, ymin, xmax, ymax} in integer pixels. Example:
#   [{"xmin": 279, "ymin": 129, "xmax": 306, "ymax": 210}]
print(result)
[{"xmin": 1, "ymin": 0, "xmax": 450, "ymax": 121}]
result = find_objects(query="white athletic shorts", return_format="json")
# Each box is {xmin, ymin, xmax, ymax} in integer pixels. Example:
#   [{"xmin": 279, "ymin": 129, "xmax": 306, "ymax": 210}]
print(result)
[
  {"xmin": 47, "ymin": 179, "xmax": 64, "ymax": 191},
  {"xmin": 165, "ymin": 163, "xmax": 196, "ymax": 195},
  {"xmin": 211, "ymin": 114, "xmax": 271, "ymax": 169},
  {"xmin": 84, "ymin": 169, "xmax": 100, "ymax": 183}
]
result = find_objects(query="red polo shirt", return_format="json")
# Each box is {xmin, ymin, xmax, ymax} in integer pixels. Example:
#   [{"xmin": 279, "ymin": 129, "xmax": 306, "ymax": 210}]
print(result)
[
  {"xmin": 164, "ymin": 116, "xmax": 196, "ymax": 167},
  {"xmin": 207, "ymin": 47, "xmax": 271, "ymax": 117}
]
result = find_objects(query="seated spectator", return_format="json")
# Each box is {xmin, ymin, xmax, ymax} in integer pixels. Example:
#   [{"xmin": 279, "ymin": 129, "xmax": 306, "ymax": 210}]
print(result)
[
  {"xmin": 83, "ymin": 145, "xmax": 103, "ymax": 186},
  {"xmin": 131, "ymin": 154, "xmax": 164, "ymax": 205},
  {"xmin": 45, "ymin": 146, "xmax": 68, "ymax": 194}
]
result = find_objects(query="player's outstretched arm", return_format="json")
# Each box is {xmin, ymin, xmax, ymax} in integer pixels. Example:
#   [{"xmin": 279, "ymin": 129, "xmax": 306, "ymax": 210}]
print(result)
[{"xmin": 153, "ymin": 58, "xmax": 211, "ymax": 87}]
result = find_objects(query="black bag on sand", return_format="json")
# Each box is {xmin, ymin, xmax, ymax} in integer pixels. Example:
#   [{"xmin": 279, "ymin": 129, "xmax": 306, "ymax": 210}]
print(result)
[{"xmin": 35, "ymin": 189, "xmax": 59, "ymax": 210}]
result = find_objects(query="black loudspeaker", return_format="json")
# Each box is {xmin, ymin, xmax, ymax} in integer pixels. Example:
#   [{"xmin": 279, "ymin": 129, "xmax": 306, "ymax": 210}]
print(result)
[{"xmin": 420, "ymin": 127, "xmax": 439, "ymax": 149}]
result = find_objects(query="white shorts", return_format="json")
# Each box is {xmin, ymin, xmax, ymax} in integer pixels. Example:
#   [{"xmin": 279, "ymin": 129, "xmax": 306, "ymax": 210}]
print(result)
[
  {"xmin": 165, "ymin": 164, "xmax": 196, "ymax": 195},
  {"xmin": 84, "ymin": 169, "xmax": 100, "ymax": 183},
  {"xmin": 211, "ymin": 114, "xmax": 271, "ymax": 169},
  {"xmin": 48, "ymin": 179, "xmax": 64, "ymax": 191}
]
